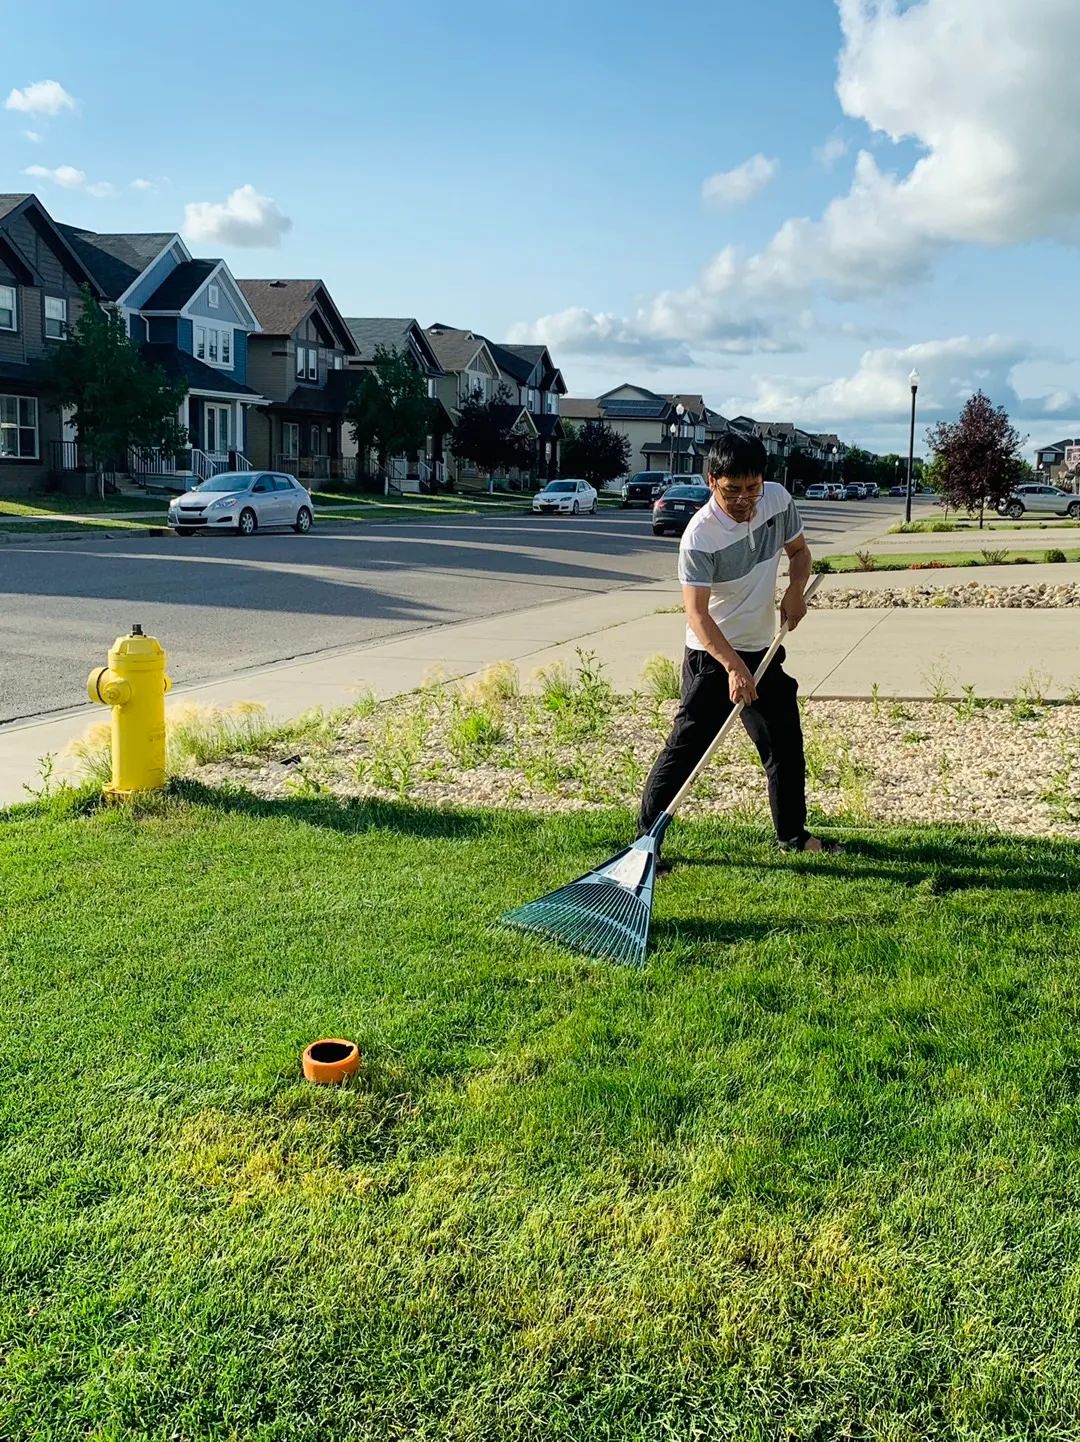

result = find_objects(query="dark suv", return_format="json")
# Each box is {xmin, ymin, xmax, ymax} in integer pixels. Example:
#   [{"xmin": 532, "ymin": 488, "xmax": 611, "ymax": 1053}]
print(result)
[{"xmin": 621, "ymin": 471, "xmax": 672, "ymax": 507}]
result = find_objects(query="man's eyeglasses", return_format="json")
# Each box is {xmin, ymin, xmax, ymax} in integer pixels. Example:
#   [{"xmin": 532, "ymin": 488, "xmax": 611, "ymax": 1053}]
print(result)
[{"xmin": 714, "ymin": 484, "xmax": 763, "ymax": 502}]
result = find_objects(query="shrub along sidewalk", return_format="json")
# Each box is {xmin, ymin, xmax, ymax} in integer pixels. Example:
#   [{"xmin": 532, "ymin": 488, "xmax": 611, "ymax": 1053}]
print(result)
[{"xmin": 2, "ymin": 783, "xmax": 1079, "ymax": 1439}]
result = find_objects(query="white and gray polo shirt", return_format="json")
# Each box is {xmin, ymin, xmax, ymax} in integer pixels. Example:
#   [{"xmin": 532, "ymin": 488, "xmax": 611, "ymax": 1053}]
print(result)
[{"xmin": 678, "ymin": 483, "xmax": 804, "ymax": 651}]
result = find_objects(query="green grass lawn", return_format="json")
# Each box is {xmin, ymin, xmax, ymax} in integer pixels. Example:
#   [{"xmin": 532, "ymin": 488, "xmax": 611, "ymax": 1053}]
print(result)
[
  {"xmin": 0, "ymin": 494, "xmax": 165, "ymax": 518},
  {"xmin": 2, "ymin": 785, "xmax": 1080, "ymax": 1438},
  {"xmin": 823, "ymin": 547, "xmax": 1080, "ymax": 573},
  {"xmin": 0, "ymin": 516, "xmax": 160, "ymax": 538}
]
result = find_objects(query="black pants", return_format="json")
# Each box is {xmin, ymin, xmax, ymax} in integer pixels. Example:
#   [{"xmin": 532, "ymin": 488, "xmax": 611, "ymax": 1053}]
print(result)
[{"xmin": 638, "ymin": 646, "xmax": 809, "ymax": 848}]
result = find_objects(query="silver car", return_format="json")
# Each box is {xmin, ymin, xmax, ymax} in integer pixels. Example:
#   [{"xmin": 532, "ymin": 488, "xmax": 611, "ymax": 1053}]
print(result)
[
  {"xmin": 168, "ymin": 471, "xmax": 315, "ymax": 536},
  {"xmin": 997, "ymin": 484, "xmax": 1080, "ymax": 520}
]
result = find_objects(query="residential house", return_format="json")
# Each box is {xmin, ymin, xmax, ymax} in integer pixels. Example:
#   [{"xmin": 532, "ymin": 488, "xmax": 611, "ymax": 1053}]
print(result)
[
  {"xmin": 485, "ymin": 340, "xmax": 566, "ymax": 481},
  {"xmin": 61, "ymin": 222, "xmax": 264, "ymax": 482},
  {"xmin": 0, "ymin": 193, "xmax": 105, "ymax": 494},
  {"xmin": 560, "ymin": 385, "xmax": 713, "ymax": 478},
  {"xmin": 424, "ymin": 324, "xmax": 538, "ymax": 488},
  {"xmin": 237, "ymin": 280, "xmax": 358, "ymax": 482},
  {"xmin": 1036, "ymin": 437, "xmax": 1080, "ymax": 488},
  {"xmin": 342, "ymin": 317, "xmax": 448, "ymax": 487}
]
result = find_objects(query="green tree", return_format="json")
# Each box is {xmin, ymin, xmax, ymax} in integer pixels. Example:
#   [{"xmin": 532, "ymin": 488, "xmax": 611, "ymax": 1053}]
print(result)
[
  {"xmin": 560, "ymin": 419, "xmax": 631, "ymax": 489},
  {"xmin": 925, "ymin": 390, "xmax": 1028, "ymax": 528},
  {"xmin": 344, "ymin": 344, "xmax": 434, "ymax": 494},
  {"xmin": 40, "ymin": 285, "xmax": 187, "ymax": 497},
  {"xmin": 452, "ymin": 383, "xmax": 534, "ymax": 489}
]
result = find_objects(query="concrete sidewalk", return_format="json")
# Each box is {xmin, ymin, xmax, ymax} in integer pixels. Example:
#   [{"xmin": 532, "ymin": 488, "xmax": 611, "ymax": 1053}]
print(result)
[{"xmin": 2, "ymin": 570, "xmax": 1076, "ymax": 808}]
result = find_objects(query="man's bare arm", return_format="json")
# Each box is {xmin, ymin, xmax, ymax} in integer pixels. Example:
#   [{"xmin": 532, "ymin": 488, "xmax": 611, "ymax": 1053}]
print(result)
[{"xmin": 781, "ymin": 534, "xmax": 812, "ymax": 630}]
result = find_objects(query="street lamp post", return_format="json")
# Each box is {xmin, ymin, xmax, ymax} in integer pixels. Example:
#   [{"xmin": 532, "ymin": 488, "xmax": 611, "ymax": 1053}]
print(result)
[
  {"xmin": 668, "ymin": 422, "xmax": 677, "ymax": 477},
  {"xmin": 905, "ymin": 369, "xmax": 920, "ymax": 524}
]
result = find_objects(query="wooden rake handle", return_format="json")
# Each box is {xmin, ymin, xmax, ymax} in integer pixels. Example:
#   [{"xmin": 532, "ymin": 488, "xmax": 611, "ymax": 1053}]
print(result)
[{"xmin": 664, "ymin": 572, "xmax": 823, "ymax": 819}]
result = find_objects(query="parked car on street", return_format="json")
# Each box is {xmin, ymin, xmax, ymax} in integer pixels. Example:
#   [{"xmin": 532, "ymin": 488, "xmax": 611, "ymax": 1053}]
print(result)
[
  {"xmin": 996, "ymin": 484, "xmax": 1080, "ymax": 520},
  {"xmin": 532, "ymin": 479, "xmax": 598, "ymax": 515},
  {"xmin": 651, "ymin": 483, "xmax": 711, "ymax": 536},
  {"xmin": 621, "ymin": 471, "xmax": 672, "ymax": 507},
  {"xmin": 805, "ymin": 483, "xmax": 829, "ymax": 500},
  {"xmin": 842, "ymin": 483, "xmax": 863, "ymax": 500},
  {"xmin": 168, "ymin": 471, "xmax": 314, "ymax": 536},
  {"xmin": 889, "ymin": 484, "xmax": 906, "ymax": 496}
]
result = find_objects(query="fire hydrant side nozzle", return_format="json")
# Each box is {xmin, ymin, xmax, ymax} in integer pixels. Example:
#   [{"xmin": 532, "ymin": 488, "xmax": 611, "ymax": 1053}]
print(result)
[{"xmin": 86, "ymin": 625, "xmax": 171, "ymax": 795}]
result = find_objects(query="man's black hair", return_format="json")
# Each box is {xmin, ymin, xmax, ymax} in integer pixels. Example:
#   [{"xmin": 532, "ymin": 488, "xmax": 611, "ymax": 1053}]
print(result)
[{"xmin": 706, "ymin": 431, "xmax": 768, "ymax": 482}]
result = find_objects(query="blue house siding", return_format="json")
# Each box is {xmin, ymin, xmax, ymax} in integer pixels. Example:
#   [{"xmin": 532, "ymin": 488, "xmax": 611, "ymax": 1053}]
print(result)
[
  {"xmin": 188, "ymin": 279, "xmax": 247, "ymax": 326},
  {"xmin": 124, "ymin": 243, "xmax": 185, "ymax": 310},
  {"xmin": 128, "ymin": 313, "xmax": 148, "ymax": 344},
  {"xmin": 232, "ymin": 328, "xmax": 247, "ymax": 384},
  {"xmin": 177, "ymin": 318, "xmax": 193, "ymax": 353}
]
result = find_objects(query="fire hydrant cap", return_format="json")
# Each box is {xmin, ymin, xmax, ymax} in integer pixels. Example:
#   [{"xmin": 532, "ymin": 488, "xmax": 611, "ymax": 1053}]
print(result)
[{"xmin": 111, "ymin": 633, "xmax": 165, "ymax": 660}]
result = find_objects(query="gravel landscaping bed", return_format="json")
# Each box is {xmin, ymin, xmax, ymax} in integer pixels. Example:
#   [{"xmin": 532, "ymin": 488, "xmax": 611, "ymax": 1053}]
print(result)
[
  {"xmin": 816, "ymin": 581, "xmax": 1080, "ymax": 608},
  {"xmin": 189, "ymin": 661, "xmax": 1080, "ymax": 841}
]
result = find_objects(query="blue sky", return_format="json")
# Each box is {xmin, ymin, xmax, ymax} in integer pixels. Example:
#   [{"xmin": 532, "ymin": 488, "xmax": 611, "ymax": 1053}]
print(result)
[{"xmin": 6, "ymin": 0, "xmax": 1079, "ymax": 456}]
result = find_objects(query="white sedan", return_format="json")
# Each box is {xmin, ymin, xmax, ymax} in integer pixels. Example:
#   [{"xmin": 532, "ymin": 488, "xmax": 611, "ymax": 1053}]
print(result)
[
  {"xmin": 532, "ymin": 479, "xmax": 598, "ymax": 515},
  {"xmin": 168, "ymin": 471, "xmax": 315, "ymax": 536}
]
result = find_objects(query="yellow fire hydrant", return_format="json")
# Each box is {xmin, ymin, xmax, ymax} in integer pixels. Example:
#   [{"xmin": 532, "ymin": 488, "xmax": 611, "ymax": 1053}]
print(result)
[{"xmin": 87, "ymin": 625, "xmax": 171, "ymax": 795}]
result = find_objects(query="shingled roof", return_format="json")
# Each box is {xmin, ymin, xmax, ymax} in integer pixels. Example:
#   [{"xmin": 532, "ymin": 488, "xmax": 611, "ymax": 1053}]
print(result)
[{"xmin": 59, "ymin": 225, "xmax": 179, "ymax": 300}]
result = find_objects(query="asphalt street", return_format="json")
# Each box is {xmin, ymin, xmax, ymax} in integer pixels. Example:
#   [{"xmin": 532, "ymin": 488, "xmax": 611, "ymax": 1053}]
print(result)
[{"xmin": 1, "ymin": 498, "xmax": 898, "ymax": 724}]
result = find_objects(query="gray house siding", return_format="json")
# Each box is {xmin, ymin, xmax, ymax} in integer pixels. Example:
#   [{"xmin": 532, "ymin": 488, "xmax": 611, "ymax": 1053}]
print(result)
[{"xmin": 245, "ymin": 338, "xmax": 290, "ymax": 404}]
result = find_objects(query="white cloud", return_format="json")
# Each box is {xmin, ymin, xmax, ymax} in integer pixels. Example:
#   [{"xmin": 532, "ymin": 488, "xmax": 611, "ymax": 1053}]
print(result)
[
  {"xmin": 131, "ymin": 178, "xmax": 155, "ymax": 191},
  {"xmin": 24, "ymin": 163, "xmax": 85, "ymax": 188},
  {"xmin": 183, "ymin": 184, "xmax": 292, "ymax": 248},
  {"xmin": 23, "ymin": 129, "xmax": 42, "ymax": 144},
  {"xmin": 723, "ymin": 336, "xmax": 1080, "ymax": 432},
  {"xmin": 813, "ymin": 133, "xmax": 848, "ymax": 169},
  {"xmin": 87, "ymin": 181, "xmax": 116, "ymax": 198},
  {"xmin": 5, "ymin": 80, "xmax": 76, "ymax": 115},
  {"xmin": 703, "ymin": 0, "xmax": 1080, "ymax": 303},
  {"xmin": 701, "ymin": 154, "xmax": 778, "ymax": 210}
]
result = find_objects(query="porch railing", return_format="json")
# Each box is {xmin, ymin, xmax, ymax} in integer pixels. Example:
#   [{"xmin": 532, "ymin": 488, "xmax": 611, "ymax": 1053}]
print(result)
[
  {"xmin": 128, "ymin": 447, "xmax": 241, "ymax": 482},
  {"xmin": 274, "ymin": 455, "xmax": 357, "ymax": 483}
]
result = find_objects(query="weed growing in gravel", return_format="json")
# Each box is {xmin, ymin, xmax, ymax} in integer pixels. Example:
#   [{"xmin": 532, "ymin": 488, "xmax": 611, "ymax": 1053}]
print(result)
[
  {"xmin": 465, "ymin": 662, "xmax": 519, "ymax": 713},
  {"xmin": 921, "ymin": 664, "xmax": 954, "ymax": 703},
  {"xmin": 955, "ymin": 684, "xmax": 981, "ymax": 719},
  {"xmin": 350, "ymin": 690, "xmax": 377, "ymax": 719},
  {"xmin": 641, "ymin": 655, "xmax": 681, "ymax": 702},
  {"xmin": 539, "ymin": 650, "xmax": 615, "ymax": 740},
  {"xmin": 284, "ymin": 761, "xmax": 332, "ymax": 799},
  {"xmin": 447, "ymin": 707, "xmax": 506, "ymax": 767},
  {"xmin": 890, "ymin": 701, "xmax": 914, "ymax": 723},
  {"xmin": 354, "ymin": 707, "xmax": 431, "ymax": 798},
  {"xmin": 1040, "ymin": 745, "xmax": 1080, "ymax": 823}
]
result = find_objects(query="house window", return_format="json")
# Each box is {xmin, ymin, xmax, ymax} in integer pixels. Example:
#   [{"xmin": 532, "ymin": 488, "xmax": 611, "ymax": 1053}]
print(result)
[
  {"xmin": 296, "ymin": 346, "xmax": 306, "ymax": 379},
  {"xmin": 45, "ymin": 296, "xmax": 68, "ymax": 340},
  {"xmin": 282, "ymin": 422, "xmax": 299, "ymax": 457},
  {"xmin": 195, "ymin": 326, "xmax": 206, "ymax": 360},
  {"xmin": 208, "ymin": 283, "xmax": 220, "ymax": 308},
  {"xmin": 208, "ymin": 330, "xmax": 219, "ymax": 363},
  {"xmin": 0, "ymin": 285, "xmax": 17, "ymax": 331},
  {"xmin": 0, "ymin": 395, "xmax": 39, "ymax": 459},
  {"xmin": 333, "ymin": 353, "xmax": 343, "ymax": 370},
  {"xmin": 222, "ymin": 331, "xmax": 231, "ymax": 365},
  {"xmin": 307, "ymin": 348, "xmax": 318, "ymax": 381},
  {"xmin": 427, "ymin": 377, "xmax": 437, "ymax": 399},
  {"xmin": 310, "ymin": 425, "xmax": 322, "ymax": 455},
  {"xmin": 545, "ymin": 392, "xmax": 559, "ymax": 415}
]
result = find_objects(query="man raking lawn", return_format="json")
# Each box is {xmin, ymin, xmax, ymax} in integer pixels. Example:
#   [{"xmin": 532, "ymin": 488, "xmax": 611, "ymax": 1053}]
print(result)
[{"xmin": 504, "ymin": 433, "xmax": 836, "ymax": 965}]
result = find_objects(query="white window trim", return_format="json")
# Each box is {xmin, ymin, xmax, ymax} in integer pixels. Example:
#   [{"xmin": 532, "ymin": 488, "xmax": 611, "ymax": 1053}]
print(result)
[
  {"xmin": 195, "ymin": 322, "xmax": 234, "ymax": 371},
  {"xmin": 307, "ymin": 348, "xmax": 318, "ymax": 382},
  {"xmin": 296, "ymin": 345, "xmax": 306, "ymax": 379},
  {"xmin": 0, "ymin": 394, "xmax": 40, "ymax": 460},
  {"xmin": 282, "ymin": 421, "xmax": 299, "ymax": 458},
  {"xmin": 0, "ymin": 284, "xmax": 17, "ymax": 332}
]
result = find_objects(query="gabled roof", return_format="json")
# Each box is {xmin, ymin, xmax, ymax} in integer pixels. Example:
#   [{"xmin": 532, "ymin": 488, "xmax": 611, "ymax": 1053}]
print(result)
[
  {"xmin": 665, "ymin": 393, "xmax": 707, "ymax": 417},
  {"xmin": 0, "ymin": 194, "xmax": 105, "ymax": 294},
  {"xmin": 424, "ymin": 324, "xmax": 494, "ymax": 375},
  {"xmin": 487, "ymin": 340, "xmax": 535, "ymax": 385},
  {"xmin": 343, "ymin": 317, "xmax": 442, "ymax": 373},
  {"xmin": 489, "ymin": 402, "xmax": 539, "ymax": 437},
  {"xmin": 141, "ymin": 343, "xmax": 263, "ymax": 399},
  {"xmin": 59, "ymin": 225, "xmax": 180, "ymax": 301},
  {"xmin": 142, "ymin": 259, "xmax": 220, "ymax": 311},
  {"xmin": 239, "ymin": 280, "xmax": 357, "ymax": 353},
  {"xmin": 560, "ymin": 398, "xmax": 602, "ymax": 421},
  {"xmin": 1038, "ymin": 437, "xmax": 1080, "ymax": 454}
]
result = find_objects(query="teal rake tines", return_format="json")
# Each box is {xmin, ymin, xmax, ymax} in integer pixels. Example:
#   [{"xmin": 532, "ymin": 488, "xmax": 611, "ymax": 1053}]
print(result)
[{"xmin": 501, "ymin": 575, "xmax": 822, "ymax": 966}]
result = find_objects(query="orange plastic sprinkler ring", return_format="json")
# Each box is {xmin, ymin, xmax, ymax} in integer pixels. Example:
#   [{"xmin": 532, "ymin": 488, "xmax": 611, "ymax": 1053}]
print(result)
[{"xmin": 302, "ymin": 1038, "xmax": 360, "ymax": 1085}]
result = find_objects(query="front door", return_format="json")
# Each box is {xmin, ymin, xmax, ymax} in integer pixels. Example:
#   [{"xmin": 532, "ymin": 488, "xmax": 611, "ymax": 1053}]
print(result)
[{"xmin": 205, "ymin": 404, "xmax": 229, "ymax": 457}]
